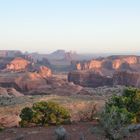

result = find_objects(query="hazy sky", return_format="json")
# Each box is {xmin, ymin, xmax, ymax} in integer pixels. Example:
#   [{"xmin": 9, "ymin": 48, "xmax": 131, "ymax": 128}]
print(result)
[{"xmin": 0, "ymin": 0, "xmax": 140, "ymax": 54}]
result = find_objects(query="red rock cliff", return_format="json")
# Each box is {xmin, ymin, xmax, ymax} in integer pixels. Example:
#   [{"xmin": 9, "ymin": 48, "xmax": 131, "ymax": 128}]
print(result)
[
  {"xmin": 6, "ymin": 57, "xmax": 30, "ymax": 71},
  {"xmin": 75, "ymin": 56, "xmax": 140, "ymax": 71}
]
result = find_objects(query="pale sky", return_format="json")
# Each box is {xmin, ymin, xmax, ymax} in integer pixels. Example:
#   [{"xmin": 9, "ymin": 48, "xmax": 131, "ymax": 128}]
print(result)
[{"xmin": 0, "ymin": 0, "xmax": 140, "ymax": 54}]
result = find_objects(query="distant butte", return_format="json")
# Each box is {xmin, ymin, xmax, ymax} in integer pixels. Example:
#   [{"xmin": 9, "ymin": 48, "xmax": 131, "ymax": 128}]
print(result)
[{"xmin": 68, "ymin": 55, "xmax": 140, "ymax": 88}]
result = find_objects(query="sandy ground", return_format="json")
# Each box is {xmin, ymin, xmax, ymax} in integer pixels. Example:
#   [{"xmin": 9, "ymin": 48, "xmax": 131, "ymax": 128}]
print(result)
[
  {"xmin": 0, "ymin": 122, "xmax": 140, "ymax": 140},
  {"xmin": 0, "ymin": 122, "xmax": 98, "ymax": 140}
]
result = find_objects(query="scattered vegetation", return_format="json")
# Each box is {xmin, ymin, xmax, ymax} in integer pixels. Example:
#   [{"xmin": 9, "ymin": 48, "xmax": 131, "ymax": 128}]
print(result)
[
  {"xmin": 93, "ymin": 87, "xmax": 140, "ymax": 140},
  {"xmin": 78, "ymin": 103, "xmax": 97, "ymax": 122},
  {"xmin": 106, "ymin": 88, "xmax": 140, "ymax": 123},
  {"xmin": 19, "ymin": 101, "xmax": 71, "ymax": 127}
]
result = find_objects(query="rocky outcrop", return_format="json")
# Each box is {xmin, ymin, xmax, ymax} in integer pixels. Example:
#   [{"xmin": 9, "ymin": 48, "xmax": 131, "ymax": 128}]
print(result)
[
  {"xmin": 68, "ymin": 71, "xmax": 113, "ymax": 88},
  {"xmin": 112, "ymin": 56, "xmax": 139, "ymax": 69},
  {"xmin": 68, "ymin": 70, "xmax": 140, "ymax": 88},
  {"xmin": 6, "ymin": 57, "xmax": 30, "ymax": 71},
  {"xmin": 38, "ymin": 66, "xmax": 52, "ymax": 78},
  {"xmin": 113, "ymin": 71, "xmax": 140, "ymax": 88},
  {"xmin": 74, "ymin": 55, "xmax": 140, "ymax": 72},
  {"xmin": 69, "ymin": 56, "xmax": 140, "ymax": 88},
  {"xmin": 0, "ymin": 66, "xmax": 52, "ymax": 92},
  {"xmin": 70, "ymin": 55, "xmax": 140, "ymax": 87},
  {"xmin": 76, "ymin": 60, "xmax": 102, "ymax": 70}
]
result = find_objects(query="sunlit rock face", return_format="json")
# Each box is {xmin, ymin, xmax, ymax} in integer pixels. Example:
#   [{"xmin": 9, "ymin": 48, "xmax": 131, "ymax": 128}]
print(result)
[
  {"xmin": 6, "ymin": 57, "xmax": 30, "ymax": 71},
  {"xmin": 38, "ymin": 66, "xmax": 52, "ymax": 78},
  {"xmin": 69, "ymin": 56, "xmax": 140, "ymax": 88},
  {"xmin": 74, "ymin": 55, "xmax": 140, "ymax": 71},
  {"xmin": 112, "ymin": 56, "xmax": 139, "ymax": 70},
  {"xmin": 75, "ymin": 60, "xmax": 102, "ymax": 70},
  {"xmin": 0, "ymin": 54, "xmax": 53, "ymax": 92}
]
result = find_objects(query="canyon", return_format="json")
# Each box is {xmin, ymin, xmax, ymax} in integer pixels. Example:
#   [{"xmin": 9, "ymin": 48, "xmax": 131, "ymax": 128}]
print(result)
[
  {"xmin": 68, "ymin": 55, "xmax": 140, "ymax": 88},
  {"xmin": 0, "ymin": 55, "xmax": 81, "ymax": 96},
  {"xmin": 1, "ymin": 51, "xmax": 140, "ymax": 129},
  {"xmin": 1, "ymin": 53, "xmax": 140, "ymax": 95}
]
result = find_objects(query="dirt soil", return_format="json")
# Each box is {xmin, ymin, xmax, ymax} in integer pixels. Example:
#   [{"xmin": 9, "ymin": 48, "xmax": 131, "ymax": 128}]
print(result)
[
  {"xmin": 0, "ymin": 122, "xmax": 140, "ymax": 140},
  {"xmin": 0, "ymin": 122, "xmax": 98, "ymax": 140}
]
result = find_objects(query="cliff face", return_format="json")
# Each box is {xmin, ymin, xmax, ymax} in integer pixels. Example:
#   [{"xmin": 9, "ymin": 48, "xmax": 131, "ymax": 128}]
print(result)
[
  {"xmin": 74, "ymin": 56, "xmax": 140, "ymax": 72},
  {"xmin": 76, "ymin": 60, "xmax": 102, "ymax": 70},
  {"xmin": 68, "ymin": 55, "xmax": 140, "ymax": 88},
  {"xmin": 68, "ymin": 70, "xmax": 140, "ymax": 88},
  {"xmin": 112, "ymin": 56, "xmax": 139, "ymax": 69},
  {"xmin": 68, "ymin": 71, "xmax": 113, "ymax": 88},
  {"xmin": 113, "ymin": 71, "xmax": 140, "ymax": 88}
]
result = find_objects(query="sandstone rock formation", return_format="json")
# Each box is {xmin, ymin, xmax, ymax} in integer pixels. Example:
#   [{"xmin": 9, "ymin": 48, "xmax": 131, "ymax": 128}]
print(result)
[
  {"xmin": 76, "ymin": 60, "xmax": 102, "ymax": 70},
  {"xmin": 68, "ymin": 71, "xmax": 113, "ymax": 88},
  {"xmin": 6, "ymin": 57, "xmax": 30, "ymax": 71},
  {"xmin": 0, "ymin": 65, "xmax": 52, "ymax": 92},
  {"xmin": 38, "ymin": 66, "xmax": 52, "ymax": 78},
  {"xmin": 112, "ymin": 56, "xmax": 139, "ymax": 69},
  {"xmin": 68, "ymin": 70, "xmax": 140, "ymax": 88},
  {"xmin": 74, "ymin": 55, "xmax": 140, "ymax": 72},
  {"xmin": 113, "ymin": 71, "xmax": 140, "ymax": 88},
  {"xmin": 69, "ymin": 55, "xmax": 140, "ymax": 88}
]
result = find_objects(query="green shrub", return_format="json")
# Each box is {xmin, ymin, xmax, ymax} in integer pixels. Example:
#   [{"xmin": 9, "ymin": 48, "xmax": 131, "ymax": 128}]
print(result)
[
  {"xmin": 97, "ymin": 87, "xmax": 140, "ymax": 139},
  {"xmin": 100, "ymin": 106, "xmax": 134, "ymax": 139},
  {"xmin": 123, "ymin": 88, "xmax": 140, "ymax": 114},
  {"xmin": 19, "ymin": 120, "xmax": 30, "ymax": 127},
  {"xmin": 19, "ymin": 107, "xmax": 34, "ymax": 127},
  {"xmin": 106, "ymin": 87, "xmax": 140, "ymax": 122},
  {"xmin": 19, "ymin": 101, "xmax": 71, "ymax": 127},
  {"xmin": 20, "ymin": 107, "xmax": 33, "ymax": 121}
]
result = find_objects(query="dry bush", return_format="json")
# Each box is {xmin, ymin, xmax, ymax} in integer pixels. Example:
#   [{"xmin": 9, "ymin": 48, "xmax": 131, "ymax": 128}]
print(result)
[{"xmin": 78, "ymin": 103, "xmax": 97, "ymax": 122}]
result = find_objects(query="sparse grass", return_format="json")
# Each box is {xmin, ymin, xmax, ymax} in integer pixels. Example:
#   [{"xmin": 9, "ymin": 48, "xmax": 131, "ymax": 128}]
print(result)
[
  {"xmin": 0, "ymin": 94, "xmax": 105, "ymax": 127},
  {"xmin": 0, "ymin": 86, "xmax": 125, "ymax": 128}
]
